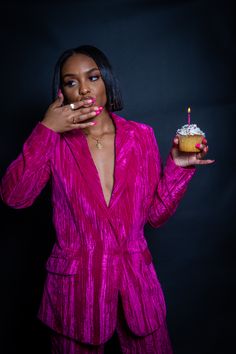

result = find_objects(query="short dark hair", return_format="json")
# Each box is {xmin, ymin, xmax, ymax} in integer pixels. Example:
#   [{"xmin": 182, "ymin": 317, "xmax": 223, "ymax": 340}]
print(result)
[{"xmin": 52, "ymin": 45, "xmax": 123, "ymax": 112}]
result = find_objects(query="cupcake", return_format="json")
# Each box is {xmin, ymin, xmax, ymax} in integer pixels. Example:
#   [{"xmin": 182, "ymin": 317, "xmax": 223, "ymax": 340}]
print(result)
[
  {"xmin": 176, "ymin": 123, "xmax": 205, "ymax": 152},
  {"xmin": 176, "ymin": 107, "xmax": 205, "ymax": 152}
]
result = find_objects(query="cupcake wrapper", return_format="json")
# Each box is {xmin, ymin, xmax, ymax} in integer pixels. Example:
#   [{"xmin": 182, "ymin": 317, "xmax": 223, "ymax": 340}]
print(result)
[{"xmin": 178, "ymin": 134, "xmax": 203, "ymax": 152}]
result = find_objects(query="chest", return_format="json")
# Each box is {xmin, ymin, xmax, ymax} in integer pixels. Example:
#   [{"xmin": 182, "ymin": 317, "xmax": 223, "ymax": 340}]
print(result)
[
  {"xmin": 55, "ymin": 128, "xmax": 150, "ymax": 211},
  {"xmin": 86, "ymin": 134, "xmax": 115, "ymax": 206}
]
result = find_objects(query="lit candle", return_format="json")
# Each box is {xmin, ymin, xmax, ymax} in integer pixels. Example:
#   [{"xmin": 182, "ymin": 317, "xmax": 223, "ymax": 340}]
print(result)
[{"xmin": 187, "ymin": 107, "xmax": 191, "ymax": 125}]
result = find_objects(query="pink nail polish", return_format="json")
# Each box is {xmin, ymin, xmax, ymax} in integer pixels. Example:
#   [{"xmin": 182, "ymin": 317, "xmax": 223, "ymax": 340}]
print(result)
[
  {"xmin": 99, "ymin": 106, "xmax": 103, "ymax": 110},
  {"xmin": 58, "ymin": 89, "xmax": 62, "ymax": 97},
  {"xmin": 90, "ymin": 121, "xmax": 97, "ymax": 125},
  {"xmin": 195, "ymin": 143, "xmax": 201, "ymax": 149},
  {"xmin": 95, "ymin": 111, "xmax": 100, "ymax": 115}
]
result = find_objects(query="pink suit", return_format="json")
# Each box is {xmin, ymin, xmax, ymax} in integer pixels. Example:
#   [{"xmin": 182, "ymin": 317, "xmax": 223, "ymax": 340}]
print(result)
[{"xmin": 0, "ymin": 113, "xmax": 195, "ymax": 347}]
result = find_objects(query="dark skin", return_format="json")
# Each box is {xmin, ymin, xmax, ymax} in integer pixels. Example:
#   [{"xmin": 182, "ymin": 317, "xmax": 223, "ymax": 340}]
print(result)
[{"xmin": 41, "ymin": 53, "xmax": 214, "ymax": 206}]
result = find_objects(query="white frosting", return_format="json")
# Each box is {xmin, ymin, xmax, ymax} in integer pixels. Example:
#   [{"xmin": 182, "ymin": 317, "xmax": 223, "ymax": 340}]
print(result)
[{"xmin": 176, "ymin": 124, "xmax": 205, "ymax": 136}]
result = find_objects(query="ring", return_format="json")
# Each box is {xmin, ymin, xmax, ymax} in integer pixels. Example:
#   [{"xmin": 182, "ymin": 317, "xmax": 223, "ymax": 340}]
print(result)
[{"xmin": 70, "ymin": 103, "xmax": 75, "ymax": 110}]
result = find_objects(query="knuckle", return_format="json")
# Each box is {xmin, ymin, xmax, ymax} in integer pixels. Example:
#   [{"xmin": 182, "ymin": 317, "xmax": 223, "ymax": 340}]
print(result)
[{"xmin": 76, "ymin": 102, "xmax": 84, "ymax": 110}]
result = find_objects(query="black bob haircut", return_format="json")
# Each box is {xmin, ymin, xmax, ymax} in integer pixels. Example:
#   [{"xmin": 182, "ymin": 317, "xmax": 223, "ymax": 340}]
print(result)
[{"xmin": 52, "ymin": 45, "xmax": 123, "ymax": 112}]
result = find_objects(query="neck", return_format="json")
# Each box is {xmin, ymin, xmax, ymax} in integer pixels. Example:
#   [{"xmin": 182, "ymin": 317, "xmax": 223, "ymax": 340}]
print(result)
[{"xmin": 82, "ymin": 110, "xmax": 115, "ymax": 136}]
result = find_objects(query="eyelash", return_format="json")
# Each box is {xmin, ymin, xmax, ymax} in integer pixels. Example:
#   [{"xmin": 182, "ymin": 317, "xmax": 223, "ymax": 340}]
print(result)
[{"xmin": 64, "ymin": 75, "xmax": 100, "ymax": 87}]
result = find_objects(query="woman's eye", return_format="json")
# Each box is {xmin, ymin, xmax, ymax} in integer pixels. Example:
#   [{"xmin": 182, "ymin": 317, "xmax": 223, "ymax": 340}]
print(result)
[
  {"xmin": 64, "ymin": 80, "xmax": 76, "ymax": 87},
  {"xmin": 89, "ymin": 75, "xmax": 99, "ymax": 81}
]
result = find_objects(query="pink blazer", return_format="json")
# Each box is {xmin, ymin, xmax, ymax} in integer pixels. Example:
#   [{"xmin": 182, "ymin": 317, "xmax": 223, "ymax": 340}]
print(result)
[{"xmin": 0, "ymin": 113, "xmax": 195, "ymax": 345}]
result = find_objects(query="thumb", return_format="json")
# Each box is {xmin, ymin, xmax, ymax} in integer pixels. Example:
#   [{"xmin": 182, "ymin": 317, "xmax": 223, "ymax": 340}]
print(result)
[{"xmin": 172, "ymin": 135, "xmax": 179, "ymax": 148}]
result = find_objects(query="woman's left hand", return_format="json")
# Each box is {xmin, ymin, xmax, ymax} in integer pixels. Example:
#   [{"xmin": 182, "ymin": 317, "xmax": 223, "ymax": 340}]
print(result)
[{"xmin": 171, "ymin": 136, "xmax": 215, "ymax": 167}]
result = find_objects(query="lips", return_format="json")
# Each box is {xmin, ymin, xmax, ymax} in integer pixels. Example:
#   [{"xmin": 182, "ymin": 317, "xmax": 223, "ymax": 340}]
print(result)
[
  {"xmin": 81, "ymin": 96, "xmax": 96, "ymax": 102},
  {"xmin": 80, "ymin": 96, "xmax": 96, "ymax": 107}
]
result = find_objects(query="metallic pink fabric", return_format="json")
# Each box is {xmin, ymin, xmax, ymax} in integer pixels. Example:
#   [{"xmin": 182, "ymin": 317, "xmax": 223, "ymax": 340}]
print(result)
[
  {"xmin": 50, "ymin": 293, "xmax": 173, "ymax": 353},
  {"xmin": 0, "ymin": 113, "xmax": 196, "ymax": 347}
]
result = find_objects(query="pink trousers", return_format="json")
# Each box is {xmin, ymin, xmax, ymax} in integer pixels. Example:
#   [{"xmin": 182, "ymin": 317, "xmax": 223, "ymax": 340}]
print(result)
[{"xmin": 50, "ymin": 294, "xmax": 173, "ymax": 354}]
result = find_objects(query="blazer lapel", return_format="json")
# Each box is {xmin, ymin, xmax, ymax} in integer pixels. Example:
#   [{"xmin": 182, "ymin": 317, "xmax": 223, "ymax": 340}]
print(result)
[
  {"xmin": 63, "ymin": 127, "xmax": 108, "ymax": 214},
  {"xmin": 62, "ymin": 112, "xmax": 135, "ymax": 215},
  {"xmin": 108, "ymin": 113, "xmax": 135, "ymax": 210}
]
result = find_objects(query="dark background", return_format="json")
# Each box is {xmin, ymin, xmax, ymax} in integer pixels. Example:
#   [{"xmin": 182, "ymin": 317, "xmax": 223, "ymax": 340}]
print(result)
[{"xmin": 0, "ymin": 0, "xmax": 235, "ymax": 353}]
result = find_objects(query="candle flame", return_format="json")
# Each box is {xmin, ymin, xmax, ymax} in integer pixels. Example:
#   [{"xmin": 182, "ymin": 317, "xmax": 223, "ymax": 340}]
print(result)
[{"xmin": 187, "ymin": 107, "xmax": 191, "ymax": 113}]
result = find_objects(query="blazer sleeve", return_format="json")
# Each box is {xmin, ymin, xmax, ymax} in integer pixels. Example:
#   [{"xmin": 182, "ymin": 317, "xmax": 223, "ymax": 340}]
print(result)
[
  {"xmin": 0, "ymin": 122, "xmax": 60, "ymax": 209},
  {"xmin": 146, "ymin": 126, "xmax": 196, "ymax": 228}
]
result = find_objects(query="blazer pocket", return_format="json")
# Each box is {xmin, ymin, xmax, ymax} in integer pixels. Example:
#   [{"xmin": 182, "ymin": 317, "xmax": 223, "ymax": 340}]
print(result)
[{"xmin": 45, "ymin": 255, "xmax": 81, "ymax": 275}]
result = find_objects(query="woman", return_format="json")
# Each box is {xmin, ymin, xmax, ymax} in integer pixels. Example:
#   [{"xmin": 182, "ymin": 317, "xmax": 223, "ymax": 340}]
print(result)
[{"xmin": 0, "ymin": 45, "xmax": 214, "ymax": 353}]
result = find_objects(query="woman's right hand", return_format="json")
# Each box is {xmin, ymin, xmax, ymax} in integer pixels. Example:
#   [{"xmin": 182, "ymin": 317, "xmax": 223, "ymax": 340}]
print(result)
[{"xmin": 41, "ymin": 93, "xmax": 101, "ymax": 133}]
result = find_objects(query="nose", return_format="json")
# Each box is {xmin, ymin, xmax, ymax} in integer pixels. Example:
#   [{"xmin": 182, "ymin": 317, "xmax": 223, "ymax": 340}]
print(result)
[{"xmin": 79, "ymin": 83, "xmax": 90, "ymax": 95}]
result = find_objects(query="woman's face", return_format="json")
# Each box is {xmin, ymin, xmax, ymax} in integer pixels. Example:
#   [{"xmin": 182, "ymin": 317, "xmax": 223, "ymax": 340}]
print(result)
[{"xmin": 61, "ymin": 53, "xmax": 107, "ymax": 108}]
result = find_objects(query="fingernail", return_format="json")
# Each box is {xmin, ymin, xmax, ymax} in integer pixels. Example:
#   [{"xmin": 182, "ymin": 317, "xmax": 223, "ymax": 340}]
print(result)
[
  {"xmin": 95, "ymin": 111, "xmax": 101, "ymax": 115},
  {"xmin": 58, "ymin": 89, "xmax": 62, "ymax": 97},
  {"xmin": 99, "ymin": 106, "xmax": 103, "ymax": 110},
  {"xmin": 202, "ymin": 138, "xmax": 207, "ymax": 144},
  {"xmin": 91, "ymin": 98, "xmax": 96, "ymax": 102},
  {"xmin": 90, "ymin": 122, "xmax": 97, "ymax": 125},
  {"xmin": 195, "ymin": 143, "xmax": 201, "ymax": 149},
  {"xmin": 86, "ymin": 99, "xmax": 93, "ymax": 103}
]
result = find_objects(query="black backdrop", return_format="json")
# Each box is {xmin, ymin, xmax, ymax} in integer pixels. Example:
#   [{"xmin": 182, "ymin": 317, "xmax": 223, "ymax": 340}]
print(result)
[{"xmin": 0, "ymin": 1, "xmax": 235, "ymax": 353}]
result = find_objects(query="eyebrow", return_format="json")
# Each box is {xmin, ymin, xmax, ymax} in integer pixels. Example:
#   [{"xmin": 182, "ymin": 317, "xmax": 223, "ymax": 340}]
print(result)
[{"xmin": 62, "ymin": 67, "xmax": 100, "ymax": 78}]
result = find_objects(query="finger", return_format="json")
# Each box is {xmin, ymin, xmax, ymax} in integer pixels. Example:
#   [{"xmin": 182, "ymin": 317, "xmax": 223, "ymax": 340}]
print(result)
[
  {"xmin": 196, "ymin": 152, "xmax": 204, "ymax": 159},
  {"xmin": 202, "ymin": 137, "xmax": 208, "ymax": 145},
  {"xmin": 58, "ymin": 88, "xmax": 63, "ymax": 97},
  {"xmin": 172, "ymin": 136, "xmax": 179, "ymax": 147},
  {"xmin": 76, "ymin": 109, "xmax": 103, "ymax": 122},
  {"xmin": 77, "ymin": 106, "xmax": 100, "ymax": 115},
  {"xmin": 69, "ymin": 106, "xmax": 100, "ymax": 121},
  {"xmin": 195, "ymin": 143, "xmax": 207, "ymax": 150},
  {"xmin": 71, "ymin": 111, "xmax": 100, "ymax": 124},
  {"xmin": 194, "ymin": 159, "xmax": 215, "ymax": 165},
  {"xmin": 52, "ymin": 94, "xmax": 64, "ymax": 108},
  {"xmin": 198, "ymin": 146, "xmax": 209, "ymax": 157},
  {"xmin": 72, "ymin": 121, "xmax": 97, "ymax": 129},
  {"xmin": 66, "ymin": 99, "xmax": 95, "ymax": 110}
]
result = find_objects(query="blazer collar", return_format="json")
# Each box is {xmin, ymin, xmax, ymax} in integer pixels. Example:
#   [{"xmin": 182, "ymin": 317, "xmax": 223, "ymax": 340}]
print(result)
[{"xmin": 63, "ymin": 112, "xmax": 135, "ymax": 215}]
